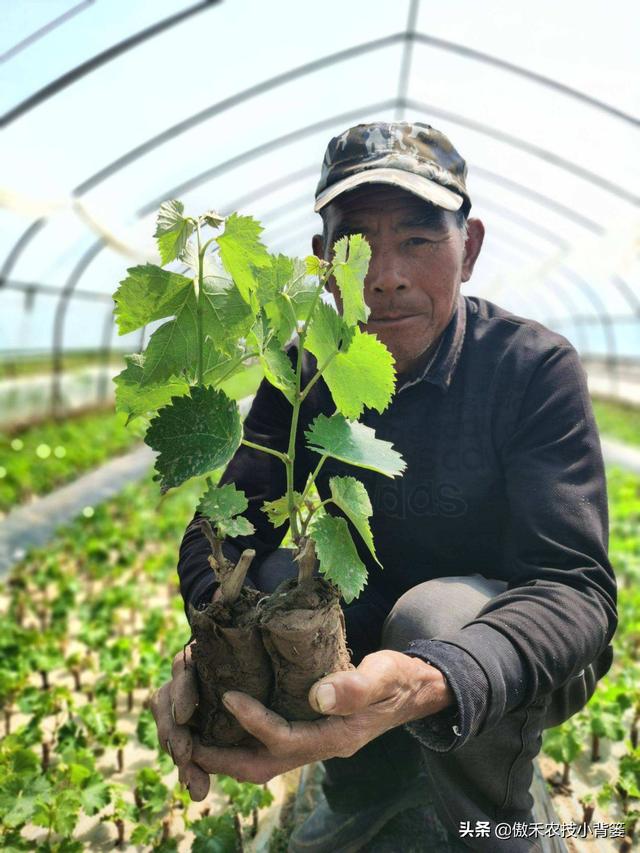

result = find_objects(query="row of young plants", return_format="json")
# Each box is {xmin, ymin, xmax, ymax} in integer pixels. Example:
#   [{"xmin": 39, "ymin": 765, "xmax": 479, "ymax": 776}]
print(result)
[
  {"xmin": 0, "ymin": 470, "xmax": 275, "ymax": 851},
  {"xmin": 0, "ymin": 365, "xmax": 262, "ymax": 517},
  {"xmin": 0, "ymin": 409, "xmax": 142, "ymax": 514},
  {"xmin": 542, "ymin": 467, "xmax": 640, "ymax": 849},
  {"xmin": 0, "ymin": 352, "xmax": 126, "ymax": 380},
  {"xmin": 0, "ymin": 460, "xmax": 637, "ymax": 849},
  {"xmin": 591, "ymin": 399, "xmax": 640, "ymax": 449}
]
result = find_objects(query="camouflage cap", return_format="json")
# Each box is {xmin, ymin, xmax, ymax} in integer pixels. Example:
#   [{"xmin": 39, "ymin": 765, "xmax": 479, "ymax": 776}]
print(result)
[{"xmin": 314, "ymin": 121, "xmax": 471, "ymax": 214}]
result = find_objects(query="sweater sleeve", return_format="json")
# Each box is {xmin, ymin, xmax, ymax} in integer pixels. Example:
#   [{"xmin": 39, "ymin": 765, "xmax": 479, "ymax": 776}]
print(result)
[
  {"xmin": 177, "ymin": 359, "xmax": 314, "ymax": 625},
  {"xmin": 404, "ymin": 343, "xmax": 617, "ymax": 751}
]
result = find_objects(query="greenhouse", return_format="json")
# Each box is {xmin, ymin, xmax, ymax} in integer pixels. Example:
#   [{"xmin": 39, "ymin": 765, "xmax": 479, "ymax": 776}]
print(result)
[{"xmin": 1, "ymin": 1, "xmax": 639, "ymax": 851}]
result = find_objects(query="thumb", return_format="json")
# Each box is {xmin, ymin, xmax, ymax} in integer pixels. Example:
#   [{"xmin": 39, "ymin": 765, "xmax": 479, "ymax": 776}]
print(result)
[{"xmin": 309, "ymin": 659, "xmax": 393, "ymax": 716}]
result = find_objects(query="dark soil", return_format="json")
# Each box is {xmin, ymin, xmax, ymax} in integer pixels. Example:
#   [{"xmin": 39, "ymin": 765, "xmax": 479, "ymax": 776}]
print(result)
[
  {"xmin": 259, "ymin": 577, "xmax": 353, "ymax": 720},
  {"xmin": 188, "ymin": 587, "xmax": 272, "ymax": 746}
]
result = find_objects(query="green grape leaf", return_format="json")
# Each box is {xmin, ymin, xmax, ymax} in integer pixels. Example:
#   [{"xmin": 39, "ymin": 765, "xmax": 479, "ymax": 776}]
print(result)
[
  {"xmin": 81, "ymin": 780, "xmax": 111, "ymax": 816},
  {"xmin": 136, "ymin": 708, "xmax": 157, "ymax": 750},
  {"xmin": 201, "ymin": 273, "xmax": 254, "ymax": 355},
  {"xmin": 260, "ymin": 341, "xmax": 296, "ymax": 403},
  {"xmin": 201, "ymin": 210, "xmax": 224, "ymax": 229},
  {"xmin": 305, "ymin": 301, "xmax": 352, "ymax": 364},
  {"xmin": 114, "ymin": 355, "xmax": 189, "ymax": 424},
  {"xmin": 261, "ymin": 492, "xmax": 303, "ymax": 528},
  {"xmin": 311, "ymin": 514, "xmax": 367, "ymax": 603},
  {"xmin": 249, "ymin": 309, "xmax": 271, "ymax": 352},
  {"xmin": 140, "ymin": 285, "xmax": 198, "ymax": 386},
  {"xmin": 197, "ymin": 481, "xmax": 248, "ymax": 520},
  {"xmin": 114, "ymin": 265, "xmax": 193, "ymax": 335},
  {"xmin": 154, "ymin": 200, "xmax": 194, "ymax": 265},
  {"xmin": 287, "ymin": 268, "xmax": 319, "ymax": 323},
  {"xmin": 332, "ymin": 234, "xmax": 371, "ymax": 326},
  {"xmin": 305, "ymin": 414, "xmax": 405, "ymax": 478},
  {"xmin": 305, "ymin": 255, "xmax": 323, "ymax": 275},
  {"xmin": 216, "ymin": 213, "xmax": 271, "ymax": 304},
  {"xmin": 255, "ymin": 254, "xmax": 295, "ymax": 306},
  {"xmin": 329, "ymin": 476, "xmax": 380, "ymax": 566},
  {"xmin": 146, "ymin": 386, "xmax": 242, "ymax": 493},
  {"xmin": 191, "ymin": 813, "xmax": 237, "ymax": 853},
  {"xmin": 1, "ymin": 777, "xmax": 50, "ymax": 828},
  {"xmin": 201, "ymin": 342, "xmax": 244, "ymax": 388},
  {"xmin": 256, "ymin": 254, "xmax": 298, "ymax": 342},
  {"xmin": 323, "ymin": 330, "xmax": 395, "ymax": 419},
  {"xmin": 220, "ymin": 516, "xmax": 255, "ymax": 537}
]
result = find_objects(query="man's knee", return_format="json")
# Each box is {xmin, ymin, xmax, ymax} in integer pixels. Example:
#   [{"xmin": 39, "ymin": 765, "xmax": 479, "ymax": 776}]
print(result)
[{"xmin": 381, "ymin": 574, "xmax": 507, "ymax": 652}]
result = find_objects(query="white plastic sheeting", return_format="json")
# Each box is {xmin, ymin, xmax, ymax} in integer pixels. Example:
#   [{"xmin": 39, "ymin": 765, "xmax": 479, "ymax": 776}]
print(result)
[{"xmin": 1, "ymin": 0, "xmax": 638, "ymax": 362}]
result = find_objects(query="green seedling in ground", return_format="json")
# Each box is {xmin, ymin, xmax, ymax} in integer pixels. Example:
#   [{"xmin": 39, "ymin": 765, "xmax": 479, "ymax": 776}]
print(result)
[
  {"xmin": 584, "ymin": 679, "xmax": 631, "ymax": 760},
  {"xmin": 543, "ymin": 718, "xmax": 583, "ymax": 788}
]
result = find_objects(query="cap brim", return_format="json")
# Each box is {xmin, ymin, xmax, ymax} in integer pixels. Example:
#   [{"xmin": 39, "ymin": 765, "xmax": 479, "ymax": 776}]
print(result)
[{"xmin": 314, "ymin": 167, "xmax": 464, "ymax": 213}]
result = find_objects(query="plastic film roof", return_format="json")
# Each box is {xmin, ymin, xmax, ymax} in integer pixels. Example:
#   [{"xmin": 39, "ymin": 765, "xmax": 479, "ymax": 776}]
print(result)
[{"xmin": 1, "ymin": 0, "xmax": 638, "ymax": 365}]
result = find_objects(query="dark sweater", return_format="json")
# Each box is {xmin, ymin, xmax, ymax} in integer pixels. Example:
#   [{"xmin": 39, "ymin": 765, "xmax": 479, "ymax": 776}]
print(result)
[{"xmin": 176, "ymin": 294, "xmax": 617, "ymax": 752}]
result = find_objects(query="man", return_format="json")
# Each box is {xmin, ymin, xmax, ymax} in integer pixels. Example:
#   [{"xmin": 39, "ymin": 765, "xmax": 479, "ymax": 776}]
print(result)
[{"xmin": 151, "ymin": 122, "xmax": 616, "ymax": 852}]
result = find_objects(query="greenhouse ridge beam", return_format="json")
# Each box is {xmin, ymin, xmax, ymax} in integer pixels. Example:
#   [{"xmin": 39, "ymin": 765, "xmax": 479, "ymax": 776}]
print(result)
[
  {"xmin": 0, "ymin": 0, "xmax": 94, "ymax": 64},
  {"xmin": 394, "ymin": 0, "xmax": 419, "ymax": 121},
  {"xmin": 1, "ymin": 278, "xmax": 112, "ymax": 302},
  {"xmin": 74, "ymin": 33, "xmax": 409, "ymax": 196},
  {"xmin": 3, "ymin": 20, "xmax": 636, "ymax": 293},
  {"xmin": 411, "ymin": 33, "xmax": 639, "ymax": 128},
  {"xmin": 138, "ymin": 100, "xmax": 399, "ymax": 213},
  {"xmin": 0, "ymin": 0, "xmax": 221, "ymax": 127},
  {"xmin": 403, "ymin": 98, "xmax": 640, "ymax": 207}
]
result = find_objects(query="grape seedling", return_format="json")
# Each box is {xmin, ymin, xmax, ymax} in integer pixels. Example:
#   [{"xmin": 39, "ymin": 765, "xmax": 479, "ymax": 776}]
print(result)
[{"xmin": 113, "ymin": 200, "xmax": 405, "ymax": 743}]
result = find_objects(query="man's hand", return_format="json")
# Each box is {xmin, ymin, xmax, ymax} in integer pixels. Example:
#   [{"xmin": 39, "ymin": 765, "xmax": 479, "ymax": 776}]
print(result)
[
  {"xmin": 149, "ymin": 643, "xmax": 213, "ymax": 800},
  {"xmin": 149, "ymin": 588, "xmax": 224, "ymax": 801},
  {"xmin": 190, "ymin": 650, "xmax": 453, "ymax": 787}
]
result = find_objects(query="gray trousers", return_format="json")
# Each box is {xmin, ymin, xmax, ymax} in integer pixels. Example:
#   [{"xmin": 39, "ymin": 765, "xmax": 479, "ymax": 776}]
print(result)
[{"xmin": 254, "ymin": 553, "xmax": 599, "ymax": 852}]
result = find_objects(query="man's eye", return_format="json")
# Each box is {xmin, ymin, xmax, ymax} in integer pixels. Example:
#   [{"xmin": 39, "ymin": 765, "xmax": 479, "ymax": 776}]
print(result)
[{"xmin": 406, "ymin": 237, "xmax": 430, "ymax": 246}]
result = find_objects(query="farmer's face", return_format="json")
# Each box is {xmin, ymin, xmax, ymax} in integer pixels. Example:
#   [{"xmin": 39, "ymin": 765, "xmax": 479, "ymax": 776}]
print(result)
[{"xmin": 312, "ymin": 185, "xmax": 484, "ymax": 376}]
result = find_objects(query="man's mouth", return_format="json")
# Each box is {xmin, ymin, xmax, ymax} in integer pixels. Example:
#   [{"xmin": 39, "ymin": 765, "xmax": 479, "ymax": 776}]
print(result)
[{"xmin": 367, "ymin": 313, "xmax": 420, "ymax": 325}]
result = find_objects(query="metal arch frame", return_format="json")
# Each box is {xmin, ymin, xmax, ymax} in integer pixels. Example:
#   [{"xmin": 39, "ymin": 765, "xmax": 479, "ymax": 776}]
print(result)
[
  {"xmin": 1, "ymin": 6, "xmax": 638, "ymax": 411},
  {"xmin": 4, "ymin": 12, "xmax": 637, "ymax": 285},
  {"xmin": 1, "ymin": 1, "xmax": 222, "ymax": 126},
  {"xmin": 0, "ymin": 1, "xmax": 95, "ymax": 64},
  {"xmin": 33, "ymin": 121, "xmax": 639, "ymax": 417}
]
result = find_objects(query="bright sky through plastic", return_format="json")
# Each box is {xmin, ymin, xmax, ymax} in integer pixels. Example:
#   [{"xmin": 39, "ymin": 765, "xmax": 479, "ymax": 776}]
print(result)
[{"xmin": 0, "ymin": 0, "xmax": 638, "ymax": 359}]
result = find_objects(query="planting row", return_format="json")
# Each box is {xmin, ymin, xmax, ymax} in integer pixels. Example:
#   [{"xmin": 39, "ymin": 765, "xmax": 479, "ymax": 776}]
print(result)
[
  {"xmin": 542, "ymin": 467, "xmax": 640, "ymax": 849},
  {"xmin": 0, "ymin": 461, "xmax": 638, "ymax": 849},
  {"xmin": 0, "ymin": 468, "xmax": 278, "ymax": 851},
  {"xmin": 0, "ymin": 363, "xmax": 262, "ymax": 517}
]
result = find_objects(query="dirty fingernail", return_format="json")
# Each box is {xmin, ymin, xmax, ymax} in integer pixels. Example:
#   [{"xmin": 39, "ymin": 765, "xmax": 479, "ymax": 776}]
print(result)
[
  {"xmin": 171, "ymin": 700, "xmax": 176, "ymax": 723},
  {"xmin": 222, "ymin": 692, "xmax": 236, "ymax": 711},
  {"xmin": 315, "ymin": 683, "xmax": 336, "ymax": 712},
  {"xmin": 166, "ymin": 738, "xmax": 175, "ymax": 762}
]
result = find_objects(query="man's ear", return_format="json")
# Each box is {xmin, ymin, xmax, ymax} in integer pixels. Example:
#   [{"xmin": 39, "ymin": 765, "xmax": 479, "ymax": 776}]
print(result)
[
  {"xmin": 312, "ymin": 233, "xmax": 324, "ymax": 260},
  {"xmin": 461, "ymin": 218, "xmax": 485, "ymax": 282}
]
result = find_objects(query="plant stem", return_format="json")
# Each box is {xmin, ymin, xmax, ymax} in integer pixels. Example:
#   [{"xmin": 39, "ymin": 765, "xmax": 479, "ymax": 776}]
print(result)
[
  {"xmin": 296, "ymin": 538, "xmax": 317, "ymax": 590},
  {"xmin": 299, "ymin": 350, "xmax": 339, "ymax": 404},
  {"xmin": 214, "ymin": 349, "xmax": 259, "ymax": 388},
  {"xmin": 283, "ymin": 278, "xmax": 327, "ymax": 541},
  {"xmin": 591, "ymin": 732, "xmax": 600, "ymax": 762},
  {"xmin": 300, "ymin": 454, "xmax": 328, "ymax": 505},
  {"xmin": 196, "ymin": 223, "xmax": 204, "ymax": 386},
  {"xmin": 300, "ymin": 499, "xmax": 331, "ymax": 537},
  {"xmin": 221, "ymin": 549, "xmax": 255, "ymax": 606},
  {"xmin": 198, "ymin": 519, "xmax": 224, "ymax": 564},
  {"xmin": 241, "ymin": 439, "xmax": 288, "ymax": 463}
]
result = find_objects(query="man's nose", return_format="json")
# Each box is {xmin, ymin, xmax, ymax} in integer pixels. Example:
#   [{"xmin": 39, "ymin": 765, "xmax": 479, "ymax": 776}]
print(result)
[{"xmin": 365, "ymin": 249, "xmax": 408, "ymax": 294}]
